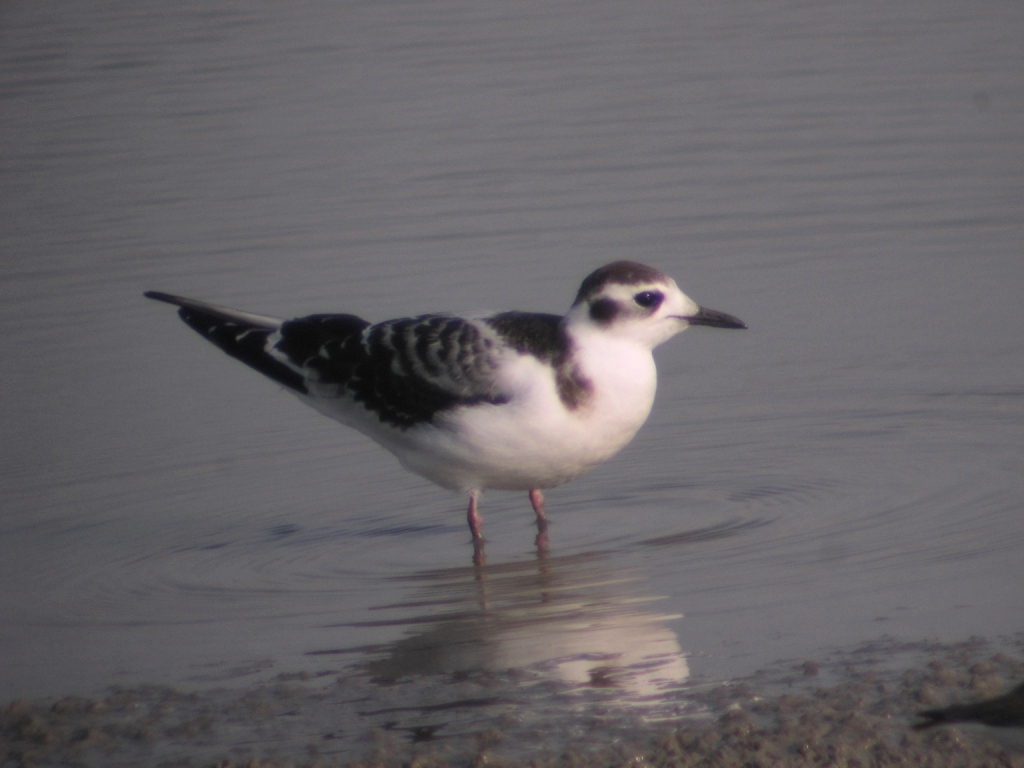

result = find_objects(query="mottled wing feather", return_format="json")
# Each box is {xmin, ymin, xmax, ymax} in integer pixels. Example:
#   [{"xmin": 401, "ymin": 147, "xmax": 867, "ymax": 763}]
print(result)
[
  {"xmin": 273, "ymin": 313, "xmax": 511, "ymax": 429},
  {"xmin": 485, "ymin": 312, "xmax": 564, "ymax": 358},
  {"xmin": 270, "ymin": 313, "xmax": 371, "ymax": 397}
]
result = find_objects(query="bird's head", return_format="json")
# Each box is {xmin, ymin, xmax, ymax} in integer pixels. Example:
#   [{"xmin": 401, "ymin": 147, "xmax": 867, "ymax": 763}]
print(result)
[{"xmin": 566, "ymin": 261, "xmax": 746, "ymax": 349}]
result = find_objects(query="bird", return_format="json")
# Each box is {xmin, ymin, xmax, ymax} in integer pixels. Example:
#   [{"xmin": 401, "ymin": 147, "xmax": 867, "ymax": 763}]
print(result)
[
  {"xmin": 145, "ymin": 261, "xmax": 746, "ymax": 543},
  {"xmin": 914, "ymin": 682, "xmax": 1024, "ymax": 752}
]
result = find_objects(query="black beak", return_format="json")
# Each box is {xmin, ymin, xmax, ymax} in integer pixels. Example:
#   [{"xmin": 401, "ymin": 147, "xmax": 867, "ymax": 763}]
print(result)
[{"xmin": 683, "ymin": 306, "xmax": 747, "ymax": 330}]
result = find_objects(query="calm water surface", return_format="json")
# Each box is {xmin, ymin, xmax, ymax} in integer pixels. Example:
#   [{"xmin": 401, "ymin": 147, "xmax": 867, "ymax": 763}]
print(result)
[{"xmin": 1, "ymin": 0, "xmax": 1022, "ymax": 746}]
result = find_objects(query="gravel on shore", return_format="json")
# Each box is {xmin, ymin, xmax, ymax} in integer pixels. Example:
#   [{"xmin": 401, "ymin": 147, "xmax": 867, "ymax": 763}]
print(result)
[{"xmin": 3, "ymin": 635, "xmax": 1023, "ymax": 768}]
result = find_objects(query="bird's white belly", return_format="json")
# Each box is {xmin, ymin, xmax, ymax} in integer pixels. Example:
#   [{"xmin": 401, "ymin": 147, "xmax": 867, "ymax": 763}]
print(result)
[
  {"xmin": 300, "ymin": 344, "xmax": 658, "ymax": 493},
  {"xmin": 386, "ymin": 351, "xmax": 657, "ymax": 492},
  {"xmin": 395, "ymin": 407, "xmax": 632, "ymax": 492}
]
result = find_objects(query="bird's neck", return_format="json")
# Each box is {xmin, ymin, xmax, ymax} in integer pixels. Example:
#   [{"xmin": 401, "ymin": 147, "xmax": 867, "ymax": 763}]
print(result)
[{"xmin": 567, "ymin": 329, "xmax": 658, "ymax": 424}]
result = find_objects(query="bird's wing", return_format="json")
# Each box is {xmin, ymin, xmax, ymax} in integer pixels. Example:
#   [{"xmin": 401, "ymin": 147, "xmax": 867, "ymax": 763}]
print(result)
[
  {"xmin": 273, "ymin": 313, "xmax": 516, "ymax": 429},
  {"xmin": 146, "ymin": 291, "xmax": 569, "ymax": 429}
]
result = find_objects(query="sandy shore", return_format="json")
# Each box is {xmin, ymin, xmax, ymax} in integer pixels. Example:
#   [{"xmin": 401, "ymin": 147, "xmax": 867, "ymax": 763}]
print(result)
[{"xmin": 3, "ymin": 635, "xmax": 1023, "ymax": 768}]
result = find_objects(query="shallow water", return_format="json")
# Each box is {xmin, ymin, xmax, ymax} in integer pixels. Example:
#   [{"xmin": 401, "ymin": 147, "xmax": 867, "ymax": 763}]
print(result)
[{"xmin": 1, "ymin": 0, "xmax": 1022, "ymax": 752}]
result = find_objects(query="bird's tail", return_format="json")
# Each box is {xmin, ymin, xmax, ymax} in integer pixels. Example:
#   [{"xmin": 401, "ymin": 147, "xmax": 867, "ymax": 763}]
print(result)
[
  {"xmin": 144, "ymin": 291, "xmax": 307, "ymax": 393},
  {"xmin": 144, "ymin": 291, "xmax": 282, "ymax": 329}
]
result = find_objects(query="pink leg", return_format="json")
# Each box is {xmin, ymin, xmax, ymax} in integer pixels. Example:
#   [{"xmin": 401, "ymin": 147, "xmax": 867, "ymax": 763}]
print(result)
[
  {"xmin": 529, "ymin": 488, "xmax": 549, "ymax": 554},
  {"xmin": 467, "ymin": 490, "xmax": 484, "ymax": 541},
  {"xmin": 529, "ymin": 488, "xmax": 547, "ymax": 527}
]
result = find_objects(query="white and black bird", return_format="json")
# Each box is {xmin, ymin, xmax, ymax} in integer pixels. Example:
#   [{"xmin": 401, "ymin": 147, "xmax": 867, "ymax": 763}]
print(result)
[{"xmin": 145, "ymin": 261, "xmax": 745, "ymax": 542}]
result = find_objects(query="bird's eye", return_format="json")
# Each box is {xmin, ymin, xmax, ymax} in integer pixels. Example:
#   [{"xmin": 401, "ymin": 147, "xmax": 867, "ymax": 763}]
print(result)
[{"xmin": 633, "ymin": 290, "xmax": 663, "ymax": 309}]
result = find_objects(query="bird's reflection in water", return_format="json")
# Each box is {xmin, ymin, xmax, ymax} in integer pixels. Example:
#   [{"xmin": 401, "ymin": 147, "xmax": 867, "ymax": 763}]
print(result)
[
  {"xmin": 365, "ymin": 550, "xmax": 688, "ymax": 702},
  {"xmin": 321, "ymin": 519, "xmax": 763, "ymax": 744}
]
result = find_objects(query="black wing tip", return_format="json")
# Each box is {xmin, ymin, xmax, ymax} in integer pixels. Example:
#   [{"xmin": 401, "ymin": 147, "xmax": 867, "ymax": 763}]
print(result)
[{"xmin": 144, "ymin": 290, "xmax": 184, "ymax": 306}]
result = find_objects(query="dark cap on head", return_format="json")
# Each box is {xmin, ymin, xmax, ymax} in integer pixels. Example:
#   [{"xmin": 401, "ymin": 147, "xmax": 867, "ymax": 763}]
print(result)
[{"xmin": 572, "ymin": 261, "xmax": 669, "ymax": 306}]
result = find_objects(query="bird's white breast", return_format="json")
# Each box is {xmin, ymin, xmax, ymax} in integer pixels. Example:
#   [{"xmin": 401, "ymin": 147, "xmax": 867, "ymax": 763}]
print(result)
[{"xmin": 383, "ymin": 334, "xmax": 659, "ymax": 493}]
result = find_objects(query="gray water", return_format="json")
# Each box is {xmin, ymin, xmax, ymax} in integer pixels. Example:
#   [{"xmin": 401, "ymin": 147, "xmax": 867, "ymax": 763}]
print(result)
[{"xmin": 1, "ymin": 0, "xmax": 1022, "ymax": 737}]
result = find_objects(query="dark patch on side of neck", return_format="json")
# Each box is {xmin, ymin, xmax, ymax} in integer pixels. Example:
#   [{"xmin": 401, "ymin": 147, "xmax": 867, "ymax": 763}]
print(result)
[
  {"xmin": 556, "ymin": 363, "xmax": 592, "ymax": 410},
  {"xmin": 485, "ymin": 311, "xmax": 593, "ymax": 410}
]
